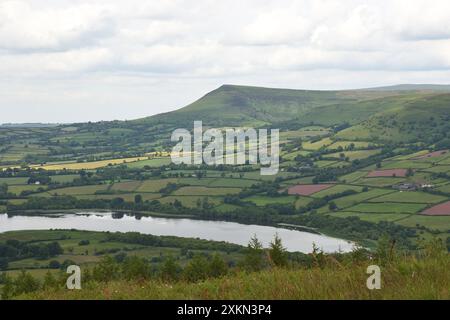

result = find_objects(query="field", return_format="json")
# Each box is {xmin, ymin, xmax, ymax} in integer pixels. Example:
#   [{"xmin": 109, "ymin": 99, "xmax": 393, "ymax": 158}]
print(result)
[
  {"xmin": 368, "ymin": 191, "xmax": 447, "ymax": 204},
  {"xmin": 30, "ymin": 157, "xmax": 154, "ymax": 170},
  {"xmin": 367, "ymin": 169, "xmax": 408, "ymax": 177},
  {"xmin": 287, "ymin": 184, "xmax": 333, "ymax": 196},
  {"xmin": 173, "ymin": 186, "xmax": 241, "ymax": 196},
  {"xmin": 421, "ymin": 201, "xmax": 450, "ymax": 216},
  {"xmin": 346, "ymin": 202, "xmax": 427, "ymax": 214}
]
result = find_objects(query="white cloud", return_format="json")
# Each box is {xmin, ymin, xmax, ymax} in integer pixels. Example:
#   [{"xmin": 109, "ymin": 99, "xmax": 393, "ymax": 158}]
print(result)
[
  {"xmin": 0, "ymin": 1, "xmax": 114, "ymax": 51},
  {"xmin": 0, "ymin": 0, "xmax": 450, "ymax": 123}
]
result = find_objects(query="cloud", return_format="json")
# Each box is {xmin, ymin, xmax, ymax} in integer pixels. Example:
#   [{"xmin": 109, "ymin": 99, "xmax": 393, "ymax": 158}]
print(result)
[
  {"xmin": 0, "ymin": 1, "xmax": 114, "ymax": 51},
  {"xmin": 0, "ymin": 0, "xmax": 450, "ymax": 122}
]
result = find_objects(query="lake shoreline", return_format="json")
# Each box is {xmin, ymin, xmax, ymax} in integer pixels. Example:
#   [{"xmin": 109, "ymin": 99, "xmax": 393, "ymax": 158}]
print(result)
[
  {"xmin": 6, "ymin": 208, "xmax": 325, "ymax": 235},
  {"xmin": 0, "ymin": 212, "xmax": 355, "ymax": 253}
]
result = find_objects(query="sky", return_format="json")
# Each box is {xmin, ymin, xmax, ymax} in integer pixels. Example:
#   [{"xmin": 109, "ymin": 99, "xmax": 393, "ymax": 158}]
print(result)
[{"xmin": 1, "ymin": 0, "xmax": 450, "ymax": 123}]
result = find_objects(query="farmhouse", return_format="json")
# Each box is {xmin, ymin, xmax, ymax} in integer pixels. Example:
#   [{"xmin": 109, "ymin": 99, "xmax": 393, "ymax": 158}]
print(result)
[{"xmin": 392, "ymin": 182, "xmax": 418, "ymax": 191}]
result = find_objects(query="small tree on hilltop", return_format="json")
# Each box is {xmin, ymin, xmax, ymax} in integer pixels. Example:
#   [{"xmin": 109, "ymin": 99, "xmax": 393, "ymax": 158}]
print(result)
[
  {"xmin": 269, "ymin": 234, "xmax": 288, "ymax": 267},
  {"xmin": 242, "ymin": 235, "xmax": 266, "ymax": 272},
  {"xmin": 134, "ymin": 194, "xmax": 143, "ymax": 204},
  {"xmin": 160, "ymin": 255, "xmax": 181, "ymax": 282}
]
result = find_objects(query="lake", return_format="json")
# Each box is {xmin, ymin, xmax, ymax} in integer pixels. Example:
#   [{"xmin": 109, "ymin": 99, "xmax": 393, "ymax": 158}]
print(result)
[{"xmin": 0, "ymin": 212, "xmax": 355, "ymax": 253}]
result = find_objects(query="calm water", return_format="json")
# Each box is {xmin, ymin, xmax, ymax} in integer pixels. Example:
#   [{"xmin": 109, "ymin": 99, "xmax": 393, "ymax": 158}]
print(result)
[{"xmin": 0, "ymin": 212, "xmax": 354, "ymax": 253}]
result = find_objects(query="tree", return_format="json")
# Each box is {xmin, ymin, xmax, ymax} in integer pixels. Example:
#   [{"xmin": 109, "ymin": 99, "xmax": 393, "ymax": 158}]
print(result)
[
  {"xmin": 269, "ymin": 234, "xmax": 288, "ymax": 267},
  {"xmin": 183, "ymin": 255, "xmax": 209, "ymax": 282},
  {"xmin": 92, "ymin": 256, "xmax": 120, "ymax": 282},
  {"xmin": 242, "ymin": 235, "xmax": 266, "ymax": 272},
  {"xmin": 122, "ymin": 256, "xmax": 150, "ymax": 280},
  {"xmin": 0, "ymin": 184, "xmax": 8, "ymax": 196},
  {"xmin": 42, "ymin": 271, "xmax": 59, "ymax": 289},
  {"xmin": 160, "ymin": 255, "xmax": 181, "ymax": 281},
  {"xmin": 134, "ymin": 194, "xmax": 143, "ymax": 204},
  {"xmin": 406, "ymin": 168, "xmax": 414, "ymax": 177},
  {"xmin": 48, "ymin": 260, "xmax": 61, "ymax": 269},
  {"xmin": 328, "ymin": 201, "xmax": 337, "ymax": 211},
  {"xmin": 12, "ymin": 270, "xmax": 40, "ymax": 297},
  {"xmin": 208, "ymin": 253, "xmax": 228, "ymax": 278}
]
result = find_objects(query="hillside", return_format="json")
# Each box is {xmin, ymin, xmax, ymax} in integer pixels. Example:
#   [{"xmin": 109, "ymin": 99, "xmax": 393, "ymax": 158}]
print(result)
[
  {"xmin": 337, "ymin": 93, "xmax": 450, "ymax": 143},
  {"xmin": 143, "ymin": 84, "xmax": 442, "ymax": 127}
]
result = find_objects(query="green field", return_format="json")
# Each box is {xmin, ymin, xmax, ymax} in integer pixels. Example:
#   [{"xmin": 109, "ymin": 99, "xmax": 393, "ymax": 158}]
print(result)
[
  {"xmin": 173, "ymin": 186, "xmax": 241, "ymax": 196},
  {"xmin": 368, "ymin": 191, "xmax": 447, "ymax": 204},
  {"xmin": 346, "ymin": 202, "xmax": 427, "ymax": 214}
]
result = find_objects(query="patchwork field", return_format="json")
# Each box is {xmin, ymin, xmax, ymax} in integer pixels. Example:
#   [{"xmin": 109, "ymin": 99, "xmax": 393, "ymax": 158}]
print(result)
[
  {"xmin": 367, "ymin": 169, "xmax": 408, "ymax": 177},
  {"xmin": 368, "ymin": 191, "xmax": 447, "ymax": 204},
  {"xmin": 287, "ymin": 184, "xmax": 334, "ymax": 196},
  {"xmin": 421, "ymin": 201, "xmax": 450, "ymax": 216},
  {"xmin": 346, "ymin": 202, "xmax": 427, "ymax": 214}
]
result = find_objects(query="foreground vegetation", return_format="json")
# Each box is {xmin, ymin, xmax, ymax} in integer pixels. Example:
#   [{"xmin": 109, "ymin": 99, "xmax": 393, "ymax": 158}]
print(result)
[{"xmin": 8, "ymin": 238, "xmax": 450, "ymax": 300}]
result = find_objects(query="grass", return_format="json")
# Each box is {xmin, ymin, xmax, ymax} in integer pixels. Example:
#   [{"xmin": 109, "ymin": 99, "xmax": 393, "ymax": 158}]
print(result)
[
  {"xmin": 244, "ymin": 195, "xmax": 297, "ymax": 206},
  {"xmin": 436, "ymin": 184, "xmax": 450, "ymax": 194},
  {"xmin": 346, "ymin": 202, "xmax": 427, "ymax": 214},
  {"xmin": 18, "ymin": 252, "xmax": 450, "ymax": 300},
  {"xmin": 0, "ymin": 177, "xmax": 30, "ymax": 185},
  {"xmin": 31, "ymin": 157, "xmax": 150, "ymax": 170},
  {"xmin": 158, "ymin": 196, "xmax": 222, "ymax": 207},
  {"xmin": 338, "ymin": 171, "xmax": 368, "ymax": 183},
  {"xmin": 49, "ymin": 175, "xmax": 79, "ymax": 183},
  {"xmin": 41, "ymin": 185, "xmax": 109, "ymax": 196},
  {"xmin": 302, "ymin": 137, "xmax": 333, "ymax": 150},
  {"xmin": 327, "ymin": 149, "xmax": 381, "ymax": 161},
  {"xmin": 9, "ymin": 185, "xmax": 45, "ymax": 194},
  {"xmin": 380, "ymin": 160, "xmax": 432, "ymax": 169},
  {"xmin": 329, "ymin": 212, "xmax": 410, "ymax": 223},
  {"xmin": 136, "ymin": 179, "xmax": 178, "ymax": 193},
  {"xmin": 173, "ymin": 186, "xmax": 241, "ymax": 196},
  {"xmin": 368, "ymin": 191, "xmax": 447, "ymax": 204},
  {"xmin": 355, "ymin": 177, "xmax": 406, "ymax": 187},
  {"xmin": 396, "ymin": 215, "xmax": 450, "ymax": 231},
  {"xmin": 77, "ymin": 193, "xmax": 161, "ymax": 202},
  {"xmin": 110, "ymin": 181, "xmax": 142, "ymax": 192},
  {"xmin": 207, "ymin": 178, "xmax": 256, "ymax": 188},
  {"xmin": 326, "ymin": 141, "xmax": 372, "ymax": 150},
  {"xmin": 125, "ymin": 158, "xmax": 172, "ymax": 168},
  {"xmin": 311, "ymin": 184, "xmax": 363, "ymax": 198}
]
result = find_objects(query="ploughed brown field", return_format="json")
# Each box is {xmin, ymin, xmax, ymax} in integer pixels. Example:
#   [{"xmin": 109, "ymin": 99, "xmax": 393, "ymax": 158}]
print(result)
[
  {"xmin": 413, "ymin": 149, "xmax": 448, "ymax": 160},
  {"xmin": 287, "ymin": 184, "xmax": 333, "ymax": 196},
  {"xmin": 367, "ymin": 169, "xmax": 408, "ymax": 177},
  {"xmin": 421, "ymin": 201, "xmax": 450, "ymax": 216}
]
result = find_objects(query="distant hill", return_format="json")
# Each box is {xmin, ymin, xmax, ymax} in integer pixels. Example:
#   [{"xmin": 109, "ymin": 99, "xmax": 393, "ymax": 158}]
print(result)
[
  {"xmin": 364, "ymin": 84, "xmax": 450, "ymax": 91},
  {"xmin": 142, "ymin": 84, "xmax": 441, "ymax": 128},
  {"xmin": 0, "ymin": 123, "xmax": 59, "ymax": 128}
]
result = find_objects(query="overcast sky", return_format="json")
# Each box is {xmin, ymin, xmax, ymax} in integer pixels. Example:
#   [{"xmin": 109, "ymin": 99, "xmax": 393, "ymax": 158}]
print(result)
[{"xmin": 1, "ymin": 0, "xmax": 450, "ymax": 123}]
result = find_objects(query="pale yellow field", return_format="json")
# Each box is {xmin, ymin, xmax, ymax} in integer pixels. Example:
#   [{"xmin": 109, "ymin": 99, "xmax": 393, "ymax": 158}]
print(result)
[
  {"xmin": 302, "ymin": 137, "xmax": 333, "ymax": 150},
  {"xmin": 31, "ymin": 156, "xmax": 153, "ymax": 170}
]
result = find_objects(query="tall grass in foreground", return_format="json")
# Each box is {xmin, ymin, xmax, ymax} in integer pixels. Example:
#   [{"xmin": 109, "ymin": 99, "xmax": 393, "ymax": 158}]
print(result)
[{"xmin": 17, "ymin": 240, "xmax": 449, "ymax": 300}]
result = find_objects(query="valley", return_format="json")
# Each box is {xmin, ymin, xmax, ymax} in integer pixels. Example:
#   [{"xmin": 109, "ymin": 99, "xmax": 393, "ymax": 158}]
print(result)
[{"xmin": 1, "ymin": 84, "xmax": 450, "ymax": 299}]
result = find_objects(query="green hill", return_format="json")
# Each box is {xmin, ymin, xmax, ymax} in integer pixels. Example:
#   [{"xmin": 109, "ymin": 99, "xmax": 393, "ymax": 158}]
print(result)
[
  {"xmin": 143, "ymin": 84, "xmax": 441, "ymax": 127},
  {"xmin": 337, "ymin": 93, "xmax": 450, "ymax": 143}
]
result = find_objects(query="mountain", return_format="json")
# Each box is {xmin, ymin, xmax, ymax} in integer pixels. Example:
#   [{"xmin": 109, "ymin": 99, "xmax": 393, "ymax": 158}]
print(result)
[
  {"xmin": 142, "ymin": 84, "xmax": 449, "ymax": 128},
  {"xmin": 364, "ymin": 84, "xmax": 450, "ymax": 91},
  {"xmin": 1, "ymin": 84, "xmax": 450, "ymax": 164}
]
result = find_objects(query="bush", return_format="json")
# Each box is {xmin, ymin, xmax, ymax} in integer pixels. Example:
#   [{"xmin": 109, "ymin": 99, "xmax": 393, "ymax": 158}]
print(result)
[
  {"xmin": 48, "ymin": 260, "xmax": 61, "ymax": 269},
  {"xmin": 78, "ymin": 240, "xmax": 90, "ymax": 246}
]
